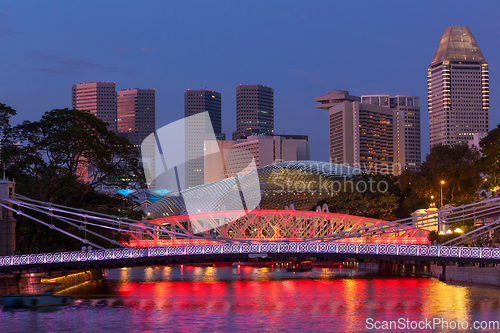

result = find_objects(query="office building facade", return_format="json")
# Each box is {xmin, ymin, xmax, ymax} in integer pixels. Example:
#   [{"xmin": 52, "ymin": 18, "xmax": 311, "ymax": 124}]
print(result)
[
  {"xmin": 361, "ymin": 95, "xmax": 421, "ymax": 172},
  {"xmin": 72, "ymin": 81, "xmax": 117, "ymax": 132},
  {"xmin": 117, "ymin": 88, "xmax": 156, "ymax": 183},
  {"xmin": 315, "ymin": 90, "xmax": 401, "ymax": 175},
  {"xmin": 233, "ymin": 85, "xmax": 274, "ymax": 140},
  {"xmin": 184, "ymin": 89, "xmax": 223, "ymax": 189},
  {"xmin": 428, "ymin": 26, "xmax": 489, "ymax": 147},
  {"xmin": 117, "ymin": 88, "xmax": 156, "ymax": 147}
]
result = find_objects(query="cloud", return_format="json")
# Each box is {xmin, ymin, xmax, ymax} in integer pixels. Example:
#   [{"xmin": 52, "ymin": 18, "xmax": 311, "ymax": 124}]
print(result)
[
  {"xmin": 0, "ymin": 11, "xmax": 22, "ymax": 37},
  {"xmin": 113, "ymin": 47, "xmax": 156, "ymax": 54},
  {"xmin": 288, "ymin": 69, "xmax": 329, "ymax": 85},
  {"xmin": 25, "ymin": 50, "xmax": 119, "ymax": 76}
]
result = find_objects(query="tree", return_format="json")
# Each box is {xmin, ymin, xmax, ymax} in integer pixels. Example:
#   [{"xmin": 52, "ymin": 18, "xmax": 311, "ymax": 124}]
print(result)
[
  {"xmin": 479, "ymin": 124, "xmax": 500, "ymax": 196},
  {"xmin": 1, "ymin": 108, "xmax": 146, "ymax": 253},
  {"xmin": 0, "ymin": 103, "xmax": 17, "ymax": 138},
  {"xmin": 3, "ymin": 108, "xmax": 145, "ymax": 206},
  {"xmin": 314, "ymin": 174, "xmax": 400, "ymax": 221},
  {"xmin": 416, "ymin": 144, "xmax": 481, "ymax": 205}
]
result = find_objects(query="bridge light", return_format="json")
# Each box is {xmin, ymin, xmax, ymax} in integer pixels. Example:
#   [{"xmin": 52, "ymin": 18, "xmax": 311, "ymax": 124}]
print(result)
[
  {"xmin": 454, "ymin": 228, "xmax": 464, "ymax": 234},
  {"xmin": 446, "ymin": 229, "xmax": 453, "ymax": 234}
]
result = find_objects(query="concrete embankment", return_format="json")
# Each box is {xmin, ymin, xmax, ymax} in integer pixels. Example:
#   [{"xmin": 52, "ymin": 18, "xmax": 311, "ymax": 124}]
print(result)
[
  {"xmin": 0, "ymin": 269, "xmax": 102, "ymax": 294},
  {"xmin": 431, "ymin": 264, "xmax": 500, "ymax": 286}
]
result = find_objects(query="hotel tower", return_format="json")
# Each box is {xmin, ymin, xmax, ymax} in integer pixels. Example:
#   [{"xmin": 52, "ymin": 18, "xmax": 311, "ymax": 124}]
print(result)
[{"xmin": 428, "ymin": 26, "xmax": 489, "ymax": 148}]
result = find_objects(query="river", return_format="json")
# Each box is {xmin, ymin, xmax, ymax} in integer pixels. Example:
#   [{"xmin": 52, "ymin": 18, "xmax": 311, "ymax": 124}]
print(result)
[{"xmin": 2, "ymin": 264, "xmax": 500, "ymax": 332}]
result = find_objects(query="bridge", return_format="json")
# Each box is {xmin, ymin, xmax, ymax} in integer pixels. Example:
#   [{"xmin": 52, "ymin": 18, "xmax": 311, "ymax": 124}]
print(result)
[
  {"xmin": 2, "ymin": 242, "xmax": 500, "ymax": 274},
  {"xmin": 1, "ymin": 193, "xmax": 500, "ymax": 273}
]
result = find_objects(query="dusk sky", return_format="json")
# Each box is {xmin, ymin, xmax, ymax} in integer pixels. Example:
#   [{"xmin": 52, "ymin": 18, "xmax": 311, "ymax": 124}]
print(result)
[{"xmin": 1, "ymin": 0, "xmax": 499, "ymax": 162}]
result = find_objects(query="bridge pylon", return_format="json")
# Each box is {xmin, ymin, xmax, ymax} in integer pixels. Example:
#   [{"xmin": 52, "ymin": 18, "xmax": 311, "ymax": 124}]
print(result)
[{"xmin": 0, "ymin": 179, "xmax": 16, "ymax": 256}]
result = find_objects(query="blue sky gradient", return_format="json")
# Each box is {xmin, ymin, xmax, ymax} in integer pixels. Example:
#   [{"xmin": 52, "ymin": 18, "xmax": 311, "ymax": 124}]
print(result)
[{"xmin": 1, "ymin": 0, "xmax": 499, "ymax": 162}]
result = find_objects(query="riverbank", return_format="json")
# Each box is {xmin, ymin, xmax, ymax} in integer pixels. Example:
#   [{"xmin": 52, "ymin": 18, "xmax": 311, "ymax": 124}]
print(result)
[
  {"xmin": 0, "ymin": 269, "xmax": 102, "ymax": 295},
  {"xmin": 431, "ymin": 263, "xmax": 500, "ymax": 286}
]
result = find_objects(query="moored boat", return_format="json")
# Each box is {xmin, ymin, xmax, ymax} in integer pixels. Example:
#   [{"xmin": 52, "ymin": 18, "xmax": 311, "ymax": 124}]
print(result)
[{"xmin": 286, "ymin": 261, "xmax": 313, "ymax": 272}]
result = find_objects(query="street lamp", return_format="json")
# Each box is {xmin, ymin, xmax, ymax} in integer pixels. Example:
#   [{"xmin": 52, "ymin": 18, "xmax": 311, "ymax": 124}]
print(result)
[{"xmin": 440, "ymin": 180, "xmax": 445, "ymax": 208}]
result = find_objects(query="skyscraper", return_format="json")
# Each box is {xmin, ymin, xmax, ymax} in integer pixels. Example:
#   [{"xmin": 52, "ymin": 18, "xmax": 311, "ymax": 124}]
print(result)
[
  {"xmin": 72, "ymin": 81, "xmax": 117, "ymax": 132},
  {"xmin": 117, "ymin": 88, "xmax": 156, "ymax": 184},
  {"xmin": 117, "ymin": 88, "xmax": 156, "ymax": 148},
  {"xmin": 361, "ymin": 95, "xmax": 421, "ymax": 172},
  {"xmin": 184, "ymin": 89, "xmax": 223, "ymax": 140},
  {"xmin": 184, "ymin": 89, "xmax": 223, "ymax": 189},
  {"xmin": 315, "ymin": 90, "xmax": 400, "ymax": 175},
  {"xmin": 233, "ymin": 85, "xmax": 274, "ymax": 140},
  {"xmin": 428, "ymin": 26, "xmax": 489, "ymax": 148}
]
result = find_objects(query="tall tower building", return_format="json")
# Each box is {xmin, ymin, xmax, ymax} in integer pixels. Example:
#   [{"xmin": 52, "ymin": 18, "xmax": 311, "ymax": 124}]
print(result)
[
  {"xmin": 233, "ymin": 85, "xmax": 274, "ymax": 140},
  {"xmin": 72, "ymin": 81, "xmax": 117, "ymax": 132},
  {"xmin": 184, "ymin": 89, "xmax": 223, "ymax": 189},
  {"xmin": 315, "ymin": 90, "xmax": 400, "ymax": 175},
  {"xmin": 117, "ymin": 88, "xmax": 156, "ymax": 147},
  {"xmin": 428, "ymin": 26, "xmax": 489, "ymax": 148},
  {"xmin": 117, "ymin": 88, "xmax": 156, "ymax": 184},
  {"xmin": 184, "ymin": 89, "xmax": 223, "ymax": 140},
  {"xmin": 361, "ymin": 95, "xmax": 421, "ymax": 172}
]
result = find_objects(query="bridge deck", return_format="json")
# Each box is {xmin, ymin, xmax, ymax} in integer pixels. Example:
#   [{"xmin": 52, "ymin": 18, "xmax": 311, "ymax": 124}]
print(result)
[{"xmin": 1, "ymin": 242, "xmax": 500, "ymax": 273}]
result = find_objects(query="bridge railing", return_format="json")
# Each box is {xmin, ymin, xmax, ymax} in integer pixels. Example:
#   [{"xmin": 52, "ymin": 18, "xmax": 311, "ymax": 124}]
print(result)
[{"xmin": 2, "ymin": 242, "xmax": 500, "ymax": 269}]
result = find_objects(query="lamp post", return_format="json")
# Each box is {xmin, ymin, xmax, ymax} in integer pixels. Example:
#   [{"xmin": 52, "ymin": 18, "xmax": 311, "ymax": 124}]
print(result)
[{"xmin": 440, "ymin": 180, "xmax": 445, "ymax": 208}]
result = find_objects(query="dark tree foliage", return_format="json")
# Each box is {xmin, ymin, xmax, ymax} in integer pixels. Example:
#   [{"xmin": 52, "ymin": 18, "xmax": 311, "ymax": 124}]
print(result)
[
  {"xmin": 0, "ymin": 103, "xmax": 17, "ymax": 138},
  {"xmin": 479, "ymin": 124, "xmax": 500, "ymax": 195},
  {"xmin": 314, "ymin": 174, "xmax": 400, "ymax": 221},
  {"xmin": 1, "ymin": 108, "xmax": 146, "ymax": 253},
  {"xmin": 416, "ymin": 144, "xmax": 481, "ymax": 205}
]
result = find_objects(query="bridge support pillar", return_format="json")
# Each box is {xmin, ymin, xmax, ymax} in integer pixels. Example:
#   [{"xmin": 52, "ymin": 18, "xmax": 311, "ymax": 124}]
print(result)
[{"xmin": 0, "ymin": 180, "xmax": 15, "ymax": 256}]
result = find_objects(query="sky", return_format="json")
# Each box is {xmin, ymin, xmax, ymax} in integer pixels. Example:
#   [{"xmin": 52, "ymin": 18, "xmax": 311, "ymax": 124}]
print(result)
[{"xmin": 0, "ymin": 0, "xmax": 499, "ymax": 163}]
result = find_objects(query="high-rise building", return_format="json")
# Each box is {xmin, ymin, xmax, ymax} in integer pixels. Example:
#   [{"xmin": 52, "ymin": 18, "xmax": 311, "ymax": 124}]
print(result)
[
  {"xmin": 184, "ymin": 89, "xmax": 224, "ymax": 140},
  {"xmin": 428, "ymin": 26, "xmax": 489, "ymax": 148},
  {"xmin": 72, "ymin": 81, "xmax": 117, "ymax": 183},
  {"xmin": 361, "ymin": 95, "xmax": 421, "ymax": 172},
  {"xmin": 117, "ymin": 88, "xmax": 156, "ymax": 148},
  {"xmin": 117, "ymin": 88, "xmax": 156, "ymax": 184},
  {"xmin": 233, "ymin": 85, "xmax": 274, "ymax": 140},
  {"xmin": 72, "ymin": 81, "xmax": 117, "ymax": 132},
  {"xmin": 204, "ymin": 135, "xmax": 310, "ymax": 183},
  {"xmin": 184, "ymin": 89, "xmax": 223, "ymax": 189},
  {"xmin": 315, "ymin": 90, "xmax": 400, "ymax": 175}
]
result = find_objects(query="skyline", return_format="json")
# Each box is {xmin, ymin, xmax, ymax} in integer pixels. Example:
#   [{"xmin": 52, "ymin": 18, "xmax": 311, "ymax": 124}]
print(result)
[{"xmin": 1, "ymin": 1, "xmax": 499, "ymax": 162}]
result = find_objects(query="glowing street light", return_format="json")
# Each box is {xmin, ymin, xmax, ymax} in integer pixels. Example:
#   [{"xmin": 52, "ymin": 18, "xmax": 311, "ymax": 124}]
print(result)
[{"xmin": 454, "ymin": 228, "xmax": 464, "ymax": 234}]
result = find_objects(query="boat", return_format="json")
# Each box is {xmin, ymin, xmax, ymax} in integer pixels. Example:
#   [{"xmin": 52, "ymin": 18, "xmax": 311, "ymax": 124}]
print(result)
[
  {"xmin": 2, "ymin": 290, "xmax": 72, "ymax": 308},
  {"xmin": 232, "ymin": 261, "xmax": 276, "ymax": 267},
  {"xmin": 286, "ymin": 261, "xmax": 313, "ymax": 272}
]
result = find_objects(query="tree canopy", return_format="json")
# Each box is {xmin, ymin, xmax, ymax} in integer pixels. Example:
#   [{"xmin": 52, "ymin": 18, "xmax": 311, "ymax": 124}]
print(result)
[
  {"xmin": 400, "ymin": 144, "xmax": 481, "ymax": 206},
  {"xmin": 479, "ymin": 124, "xmax": 500, "ymax": 195}
]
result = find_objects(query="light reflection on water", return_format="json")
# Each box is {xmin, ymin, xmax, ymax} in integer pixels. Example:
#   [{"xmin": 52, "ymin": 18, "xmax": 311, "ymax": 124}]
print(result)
[{"xmin": 2, "ymin": 265, "xmax": 500, "ymax": 332}]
